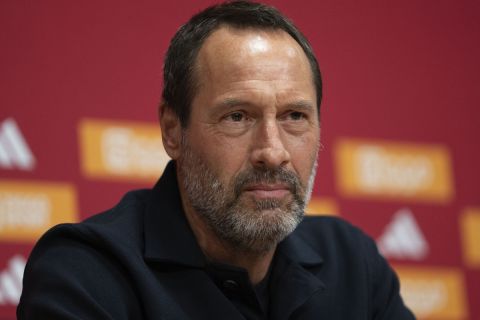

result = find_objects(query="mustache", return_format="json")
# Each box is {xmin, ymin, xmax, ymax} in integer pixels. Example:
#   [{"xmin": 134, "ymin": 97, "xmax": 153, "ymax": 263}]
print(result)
[{"xmin": 233, "ymin": 167, "xmax": 302, "ymax": 198}]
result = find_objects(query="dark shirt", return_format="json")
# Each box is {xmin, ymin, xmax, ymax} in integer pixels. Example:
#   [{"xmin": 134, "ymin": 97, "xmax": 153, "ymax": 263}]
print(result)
[
  {"xmin": 205, "ymin": 262, "xmax": 271, "ymax": 319},
  {"xmin": 18, "ymin": 161, "xmax": 416, "ymax": 319}
]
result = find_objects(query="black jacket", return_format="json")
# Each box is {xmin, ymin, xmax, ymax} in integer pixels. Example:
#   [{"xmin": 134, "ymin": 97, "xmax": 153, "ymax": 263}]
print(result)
[{"xmin": 18, "ymin": 162, "xmax": 415, "ymax": 319}]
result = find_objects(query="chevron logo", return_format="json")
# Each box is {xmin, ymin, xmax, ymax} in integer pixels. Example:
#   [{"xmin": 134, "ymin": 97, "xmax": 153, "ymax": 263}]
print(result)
[
  {"xmin": 0, "ymin": 255, "xmax": 25, "ymax": 305},
  {"xmin": 377, "ymin": 208, "xmax": 429, "ymax": 260},
  {"xmin": 0, "ymin": 118, "xmax": 35, "ymax": 171}
]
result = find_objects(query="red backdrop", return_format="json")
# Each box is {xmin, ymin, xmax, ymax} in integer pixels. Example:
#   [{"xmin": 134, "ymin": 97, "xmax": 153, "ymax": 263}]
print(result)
[{"xmin": 1, "ymin": 1, "xmax": 479, "ymax": 319}]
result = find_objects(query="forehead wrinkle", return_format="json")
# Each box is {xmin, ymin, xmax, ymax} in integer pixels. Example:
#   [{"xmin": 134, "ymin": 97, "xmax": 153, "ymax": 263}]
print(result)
[{"xmin": 192, "ymin": 26, "xmax": 317, "ymax": 114}]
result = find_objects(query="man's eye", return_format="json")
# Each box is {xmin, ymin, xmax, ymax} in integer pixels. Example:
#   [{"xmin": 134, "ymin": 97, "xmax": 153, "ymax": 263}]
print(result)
[
  {"xmin": 227, "ymin": 112, "xmax": 244, "ymax": 122},
  {"xmin": 289, "ymin": 111, "xmax": 306, "ymax": 120}
]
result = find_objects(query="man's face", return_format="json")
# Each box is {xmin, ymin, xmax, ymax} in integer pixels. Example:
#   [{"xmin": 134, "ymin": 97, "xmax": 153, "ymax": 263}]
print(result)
[{"xmin": 177, "ymin": 27, "xmax": 320, "ymax": 253}]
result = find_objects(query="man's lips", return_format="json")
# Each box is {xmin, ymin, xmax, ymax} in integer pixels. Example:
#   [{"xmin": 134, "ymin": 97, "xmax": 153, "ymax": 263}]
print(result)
[{"xmin": 243, "ymin": 183, "xmax": 291, "ymax": 199}]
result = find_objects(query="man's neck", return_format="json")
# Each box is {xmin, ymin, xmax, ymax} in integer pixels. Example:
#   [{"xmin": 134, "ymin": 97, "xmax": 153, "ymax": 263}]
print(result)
[{"xmin": 182, "ymin": 202, "xmax": 275, "ymax": 285}]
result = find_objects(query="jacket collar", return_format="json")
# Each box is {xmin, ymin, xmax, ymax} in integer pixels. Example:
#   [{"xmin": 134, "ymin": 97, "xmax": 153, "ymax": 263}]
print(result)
[
  {"xmin": 143, "ymin": 161, "xmax": 324, "ymax": 269},
  {"xmin": 277, "ymin": 229, "xmax": 324, "ymax": 267},
  {"xmin": 144, "ymin": 161, "xmax": 206, "ymax": 267}
]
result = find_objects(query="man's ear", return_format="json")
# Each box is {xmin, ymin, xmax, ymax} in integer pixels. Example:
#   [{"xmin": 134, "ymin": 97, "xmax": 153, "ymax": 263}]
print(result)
[{"xmin": 159, "ymin": 102, "xmax": 182, "ymax": 160}]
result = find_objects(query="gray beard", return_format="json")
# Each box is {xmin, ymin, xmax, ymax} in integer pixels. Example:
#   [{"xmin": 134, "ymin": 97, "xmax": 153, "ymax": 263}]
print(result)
[{"xmin": 178, "ymin": 141, "xmax": 317, "ymax": 254}]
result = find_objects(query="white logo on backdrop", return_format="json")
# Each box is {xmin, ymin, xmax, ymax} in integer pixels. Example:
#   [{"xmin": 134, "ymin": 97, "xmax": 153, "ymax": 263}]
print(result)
[
  {"xmin": 0, "ymin": 192, "xmax": 51, "ymax": 232},
  {"xmin": 0, "ymin": 118, "xmax": 35, "ymax": 171},
  {"xmin": 400, "ymin": 277, "xmax": 448, "ymax": 317},
  {"xmin": 0, "ymin": 255, "xmax": 26, "ymax": 305},
  {"xmin": 101, "ymin": 127, "xmax": 168, "ymax": 175},
  {"xmin": 356, "ymin": 146, "xmax": 434, "ymax": 194},
  {"xmin": 377, "ymin": 208, "xmax": 429, "ymax": 260}
]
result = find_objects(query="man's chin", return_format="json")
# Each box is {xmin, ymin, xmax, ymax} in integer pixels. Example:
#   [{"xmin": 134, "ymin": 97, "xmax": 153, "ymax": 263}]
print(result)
[{"xmin": 209, "ymin": 203, "xmax": 303, "ymax": 254}]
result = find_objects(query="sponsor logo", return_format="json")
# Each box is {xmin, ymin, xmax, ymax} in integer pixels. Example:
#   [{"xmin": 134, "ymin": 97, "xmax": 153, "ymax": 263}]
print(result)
[
  {"xmin": 305, "ymin": 197, "xmax": 338, "ymax": 216},
  {"xmin": 79, "ymin": 119, "xmax": 170, "ymax": 182},
  {"xmin": 0, "ymin": 255, "xmax": 25, "ymax": 305},
  {"xmin": 0, "ymin": 118, "xmax": 35, "ymax": 171},
  {"xmin": 334, "ymin": 139, "xmax": 453, "ymax": 203},
  {"xmin": 0, "ymin": 180, "xmax": 77, "ymax": 242},
  {"xmin": 460, "ymin": 207, "xmax": 480, "ymax": 268},
  {"xmin": 377, "ymin": 208, "xmax": 429, "ymax": 261},
  {"xmin": 395, "ymin": 266, "xmax": 468, "ymax": 319}
]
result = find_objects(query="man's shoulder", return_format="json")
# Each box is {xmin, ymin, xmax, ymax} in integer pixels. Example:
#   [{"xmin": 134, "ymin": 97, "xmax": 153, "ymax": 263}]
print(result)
[
  {"xmin": 83, "ymin": 188, "xmax": 151, "ymax": 224},
  {"xmin": 285, "ymin": 218, "xmax": 415, "ymax": 319},
  {"xmin": 33, "ymin": 188, "xmax": 152, "ymax": 259},
  {"xmin": 18, "ymin": 189, "xmax": 153, "ymax": 319}
]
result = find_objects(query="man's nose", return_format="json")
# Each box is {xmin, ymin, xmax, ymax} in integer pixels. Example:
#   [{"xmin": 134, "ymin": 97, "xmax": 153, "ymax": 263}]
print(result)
[{"xmin": 250, "ymin": 120, "xmax": 290, "ymax": 169}]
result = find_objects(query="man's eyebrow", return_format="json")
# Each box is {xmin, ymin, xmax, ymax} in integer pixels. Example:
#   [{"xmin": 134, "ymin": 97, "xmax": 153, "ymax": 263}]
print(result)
[
  {"xmin": 214, "ymin": 98, "xmax": 250, "ymax": 109},
  {"xmin": 285, "ymin": 100, "xmax": 316, "ymax": 111}
]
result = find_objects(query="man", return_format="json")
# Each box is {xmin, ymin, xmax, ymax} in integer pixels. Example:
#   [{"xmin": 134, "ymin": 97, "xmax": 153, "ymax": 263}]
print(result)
[{"xmin": 18, "ymin": 1, "xmax": 415, "ymax": 319}]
